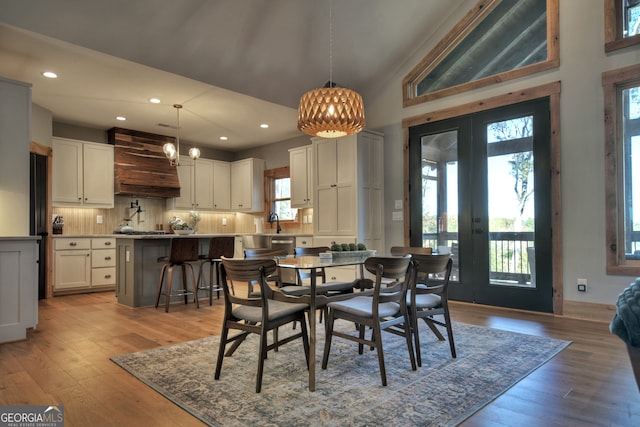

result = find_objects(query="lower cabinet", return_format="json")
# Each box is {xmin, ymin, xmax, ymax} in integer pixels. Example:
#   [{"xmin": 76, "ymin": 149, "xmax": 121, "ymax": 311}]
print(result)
[{"xmin": 54, "ymin": 237, "xmax": 116, "ymax": 293}]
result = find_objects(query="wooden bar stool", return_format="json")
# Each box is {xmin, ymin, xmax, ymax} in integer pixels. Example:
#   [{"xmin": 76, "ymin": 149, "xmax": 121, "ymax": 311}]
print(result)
[
  {"xmin": 155, "ymin": 238, "xmax": 200, "ymax": 313},
  {"xmin": 197, "ymin": 236, "xmax": 235, "ymax": 305}
]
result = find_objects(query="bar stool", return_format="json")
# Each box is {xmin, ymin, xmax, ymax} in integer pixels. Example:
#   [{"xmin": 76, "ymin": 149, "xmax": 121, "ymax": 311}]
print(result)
[
  {"xmin": 197, "ymin": 236, "xmax": 235, "ymax": 305},
  {"xmin": 155, "ymin": 237, "xmax": 200, "ymax": 313}
]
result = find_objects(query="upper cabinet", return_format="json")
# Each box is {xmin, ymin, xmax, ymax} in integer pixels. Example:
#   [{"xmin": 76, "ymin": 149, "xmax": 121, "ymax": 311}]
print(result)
[
  {"xmin": 52, "ymin": 137, "xmax": 114, "ymax": 208},
  {"xmin": 168, "ymin": 156, "xmax": 214, "ymax": 210},
  {"xmin": 212, "ymin": 160, "xmax": 231, "ymax": 211},
  {"xmin": 231, "ymin": 158, "xmax": 265, "ymax": 212},
  {"xmin": 289, "ymin": 145, "xmax": 313, "ymax": 208},
  {"xmin": 313, "ymin": 131, "xmax": 384, "ymax": 253}
]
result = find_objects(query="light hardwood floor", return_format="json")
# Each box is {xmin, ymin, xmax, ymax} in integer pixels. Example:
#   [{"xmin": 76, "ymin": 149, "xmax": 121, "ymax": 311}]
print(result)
[{"xmin": 1, "ymin": 291, "xmax": 639, "ymax": 426}]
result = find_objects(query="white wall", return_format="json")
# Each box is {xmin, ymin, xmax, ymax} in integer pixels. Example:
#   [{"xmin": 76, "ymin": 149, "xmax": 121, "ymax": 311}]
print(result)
[
  {"xmin": 365, "ymin": 0, "xmax": 640, "ymax": 305},
  {"xmin": 0, "ymin": 77, "xmax": 31, "ymax": 236}
]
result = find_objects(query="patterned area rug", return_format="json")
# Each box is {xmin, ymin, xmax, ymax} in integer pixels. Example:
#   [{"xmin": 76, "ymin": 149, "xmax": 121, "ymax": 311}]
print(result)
[{"xmin": 111, "ymin": 321, "xmax": 570, "ymax": 427}]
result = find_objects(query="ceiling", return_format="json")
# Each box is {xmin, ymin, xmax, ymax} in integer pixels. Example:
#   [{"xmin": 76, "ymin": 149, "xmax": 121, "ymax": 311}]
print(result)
[{"xmin": 0, "ymin": 0, "xmax": 464, "ymax": 151}]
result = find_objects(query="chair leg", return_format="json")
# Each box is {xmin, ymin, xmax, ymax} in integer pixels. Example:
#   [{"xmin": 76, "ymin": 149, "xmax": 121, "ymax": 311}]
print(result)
[
  {"xmin": 187, "ymin": 263, "xmax": 199, "ymax": 309},
  {"xmin": 402, "ymin": 313, "xmax": 417, "ymax": 371},
  {"xmin": 443, "ymin": 307, "xmax": 456, "ymax": 358},
  {"xmin": 214, "ymin": 324, "xmax": 229, "ymax": 380},
  {"xmin": 358, "ymin": 324, "xmax": 366, "ymax": 355},
  {"xmin": 155, "ymin": 264, "xmax": 168, "ymax": 309},
  {"xmin": 321, "ymin": 309, "xmax": 336, "ymax": 369},
  {"xmin": 180, "ymin": 265, "xmax": 189, "ymax": 304},
  {"xmin": 164, "ymin": 265, "xmax": 174, "ymax": 313},
  {"xmin": 299, "ymin": 313, "xmax": 310, "ymax": 368},
  {"xmin": 256, "ymin": 328, "xmax": 268, "ymax": 393},
  {"xmin": 411, "ymin": 312, "xmax": 423, "ymax": 367},
  {"xmin": 372, "ymin": 324, "xmax": 387, "ymax": 386}
]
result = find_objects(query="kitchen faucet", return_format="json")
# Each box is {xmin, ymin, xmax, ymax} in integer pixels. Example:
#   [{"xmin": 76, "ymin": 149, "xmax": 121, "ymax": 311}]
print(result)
[{"xmin": 268, "ymin": 212, "xmax": 281, "ymax": 234}]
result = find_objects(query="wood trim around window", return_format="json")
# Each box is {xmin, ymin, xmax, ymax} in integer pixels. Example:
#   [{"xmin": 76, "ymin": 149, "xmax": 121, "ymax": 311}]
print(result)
[
  {"xmin": 263, "ymin": 166, "xmax": 299, "ymax": 231},
  {"xmin": 605, "ymin": 0, "xmax": 640, "ymax": 52},
  {"xmin": 402, "ymin": 81, "xmax": 563, "ymax": 314},
  {"xmin": 403, "ymin": 0, "xmax": 559, "ymax": 107}
]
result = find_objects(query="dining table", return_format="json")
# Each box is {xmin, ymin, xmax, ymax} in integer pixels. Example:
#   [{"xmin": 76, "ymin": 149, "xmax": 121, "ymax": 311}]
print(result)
[{"xmin": 274, "ymin": 254, "xmax": 372, "ymax": 392}]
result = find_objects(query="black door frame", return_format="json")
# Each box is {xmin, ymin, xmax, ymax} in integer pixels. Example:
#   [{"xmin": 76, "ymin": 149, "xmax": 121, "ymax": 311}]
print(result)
[{"xmin": 408, "ymin": 97, "xmax": 553, "ymax": 313}]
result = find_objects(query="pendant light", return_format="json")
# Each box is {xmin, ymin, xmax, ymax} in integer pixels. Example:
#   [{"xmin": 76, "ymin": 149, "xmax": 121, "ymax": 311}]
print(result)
[
  {"xmin": 297, "ymin": 0, "xmax": 365, "ymax": 138},
  {"xmin": 163, "ymin": 104, "xmax": 200, "ymax": 166}
]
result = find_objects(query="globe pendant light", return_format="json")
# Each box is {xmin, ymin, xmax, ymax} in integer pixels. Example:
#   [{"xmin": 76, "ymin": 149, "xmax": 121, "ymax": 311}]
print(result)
[{"xmin": 163, "ymin": 104, "xmax": 200, "ymax": 166}]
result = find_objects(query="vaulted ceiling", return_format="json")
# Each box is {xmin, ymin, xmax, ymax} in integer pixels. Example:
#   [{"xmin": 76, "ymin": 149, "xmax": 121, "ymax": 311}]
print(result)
[{"xmin": 0, "ymin": 0, "xmax": 467, "ymax": 151}]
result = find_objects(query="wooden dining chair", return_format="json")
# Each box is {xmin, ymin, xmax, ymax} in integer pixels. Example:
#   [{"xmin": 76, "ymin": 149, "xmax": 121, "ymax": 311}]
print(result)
[
  {"xmin": 407, "ymin": 253, "xmax": 455, "ymax": 367},
  {"xmin": 243, "ymin": 248, "xmax": 288, "ymax": 295},
  {"xmin": 215, "ymin": 257, "xmax": 310, "ymax": 393},
  {"xmin": 322, "ymin": 256, "xmax": 416, "ymax": 386}
]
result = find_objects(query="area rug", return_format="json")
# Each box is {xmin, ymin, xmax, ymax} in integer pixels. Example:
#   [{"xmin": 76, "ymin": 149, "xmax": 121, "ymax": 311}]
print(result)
[{"xmin": 111, "ymin": 322, "xmax": 570, "ymax": 427}]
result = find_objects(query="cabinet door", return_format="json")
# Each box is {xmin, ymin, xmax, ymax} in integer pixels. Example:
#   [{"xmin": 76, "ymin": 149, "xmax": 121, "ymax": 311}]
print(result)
[
  {"xmin": 173, "ymin": 156, "xmax": 194, "ymax": 209},
  {"xmin": 194, "ymin": 158, "xmax": 214, "ymax": 210},
  {"xmin": 83, "ymin": 143, "xmax": 114, "ymax": 207},
  {"xmin": 230, "ymin": 160, "xmax": 251, "ymax": 210},
  {"xmin": 55, "ymin": 250, "xmax": 91, "ymax": 290},
  {"xmin": 290, "ymin": 147, "xmax": 310, "ymax": 207},
  {"xmin": 212, "ymin": 160, "xmax": 231, "ymax": 210},
  {"xmin": 52, "ymin": 138, "xmax": 83, "ymax": 204}
]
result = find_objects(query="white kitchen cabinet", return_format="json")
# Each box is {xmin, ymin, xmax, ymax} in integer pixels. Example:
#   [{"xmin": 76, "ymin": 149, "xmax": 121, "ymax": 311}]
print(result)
[
  {"xmin": 289, "ymin": 145, "xmax": 313, "ymax": 208},
  {"xmin": 212, "ymin": 160, "xmax": 231, "ymax": 210},
  {"xmin": 54, "ymin": 237, "xmax": 116, "ymax": 293},
  {"xmin": 231, "ymin": 158, "xmax": 265, "ymax": 212},
  {"xmin": 52, "ymin": 137, "xmax": 114, "ymax": 208},
  {"xmin": 312, "ymin": 130, "xmax": 384, "ymax": 254},
  {"xmin": 169, "ymin": 156, "xmax": 214, "ymax": 210}
]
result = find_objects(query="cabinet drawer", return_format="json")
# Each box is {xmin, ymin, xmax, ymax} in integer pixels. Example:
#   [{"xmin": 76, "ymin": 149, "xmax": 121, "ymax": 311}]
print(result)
[
  {"xmin": 54, "ymin": 238, "xmax": 91, "ymax": 250},
  {"xmin": 325, "ymin": 266, "xmax": 356, "ymax": 282},
  {"xmin": 92, "ymin": 249, "xmax": 116, "ymax": 267},
  {"xmin": 92, "ymin": 267, "xmax": 116, "ymax": 286},
  {"xmin": 296, "ymin": 236, "xmax": 313, "ymax": 247},
  {"xmin": 92, "ymin": 238, "xmax": 115, "ymax": 249}
]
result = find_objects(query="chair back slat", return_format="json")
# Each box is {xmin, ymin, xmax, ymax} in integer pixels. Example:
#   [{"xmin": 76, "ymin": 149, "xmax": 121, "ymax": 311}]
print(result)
[
  {"xmin": 410, "ymin": 253, "xmax": 453, "ymax": 295},
  {"xmin": 244, "ymin": 248, "xmax": 288, "ymax": 259},
  {"xmin": 364, "ymin": 256, "xmax": 412, "ymax": 304}
]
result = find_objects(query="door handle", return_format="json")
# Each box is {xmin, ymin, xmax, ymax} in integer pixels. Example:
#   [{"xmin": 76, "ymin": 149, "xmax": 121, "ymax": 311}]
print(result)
[{"xmin": 473, "ymin": 228, "xmax": 484, "ymax": 234}]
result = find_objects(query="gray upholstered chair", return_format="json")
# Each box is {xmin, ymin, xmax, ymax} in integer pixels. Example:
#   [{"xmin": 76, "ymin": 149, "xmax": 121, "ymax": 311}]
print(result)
[
  {"xmin": 321, "ymin": 256, "xmax": 416, "ymax": 386},
  {"xmin": 215, "ymin": 257, "xmax": 309, "ymax": 393},
  {"xmin": 407, "ymin": 253, "xmax": 455, "ymax": 366}
]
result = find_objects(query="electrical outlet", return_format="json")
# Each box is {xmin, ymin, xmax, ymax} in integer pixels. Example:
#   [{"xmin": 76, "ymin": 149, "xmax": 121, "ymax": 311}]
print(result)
[
  {"xmin": 222, "ymin": 217, "xmax": 227, "ymax": 226},
  {"xmin": 96, "ymin": 215, "xmax": 103, "ymax": 224},
  {"xmin": 577, "ymin": 278, "xmax": 587, "ymax": 292}
]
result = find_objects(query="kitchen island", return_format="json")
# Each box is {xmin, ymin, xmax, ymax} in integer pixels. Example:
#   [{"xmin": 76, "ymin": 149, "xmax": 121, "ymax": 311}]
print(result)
[{"xmin": 115, "ymin": 234, "xmax": 237, "ymax": 308}]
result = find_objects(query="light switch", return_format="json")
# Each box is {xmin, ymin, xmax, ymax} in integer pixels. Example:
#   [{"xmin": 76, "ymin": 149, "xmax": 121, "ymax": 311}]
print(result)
[
  {"xmin": 392, "ymin": 211, "xmax": 403, "ymax": 221},
  {"xmin": 395, "ymin": 200, "xmax": 403, "ymax": 209}
]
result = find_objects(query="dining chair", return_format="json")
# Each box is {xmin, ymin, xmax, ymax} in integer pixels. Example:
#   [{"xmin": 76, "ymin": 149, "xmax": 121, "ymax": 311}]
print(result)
[
  {"xmin": 196, "ymin": 236, "xmax": 235, "ymax": 304},
  {"xmin": 243, "ymin": 248, "xmax": 288, "ymax": 295},
  {"xmin": 215, "ymin": 257, "xmax": 310, "ymax": 393},
  {"xmin": 154, "ymin": 237, "xmax": 200, "ymax": 313},
  {"xmin": 321, "ymin": 256, "xmax": 416, "ymax": 386},
  {"xmin": 407, "ymin": 253, "xmax": 455, "ymax": 367}
]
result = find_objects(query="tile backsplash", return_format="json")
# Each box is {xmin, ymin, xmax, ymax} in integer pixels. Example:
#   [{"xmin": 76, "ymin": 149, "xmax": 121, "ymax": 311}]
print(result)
[{"xmin": 52, "ymin": 196, "xmax": 313, "ymax": 235}]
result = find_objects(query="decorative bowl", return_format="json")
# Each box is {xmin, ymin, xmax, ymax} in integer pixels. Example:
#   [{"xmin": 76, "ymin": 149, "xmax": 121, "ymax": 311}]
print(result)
[{"xmin": 173, "ymin": 229, "xmax": 195, "ymax": 235}]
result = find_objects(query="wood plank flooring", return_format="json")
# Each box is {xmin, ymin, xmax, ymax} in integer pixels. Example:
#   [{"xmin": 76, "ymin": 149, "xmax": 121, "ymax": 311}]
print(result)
[{"xmin": 1, "ymin": 291, "xmax": 639, "ymax": 426}]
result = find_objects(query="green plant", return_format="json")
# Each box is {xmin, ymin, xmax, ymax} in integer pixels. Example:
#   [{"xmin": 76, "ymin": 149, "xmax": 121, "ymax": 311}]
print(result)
[{"xmin": 341, "ymin": 243, "xmax": 350, "ymax": 251}]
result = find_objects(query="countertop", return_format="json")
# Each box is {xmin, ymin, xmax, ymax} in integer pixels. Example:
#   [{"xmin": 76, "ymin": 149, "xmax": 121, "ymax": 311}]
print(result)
[{"xmin": 52, "ymin": 233, "xmax": 313, "ymax": 239}]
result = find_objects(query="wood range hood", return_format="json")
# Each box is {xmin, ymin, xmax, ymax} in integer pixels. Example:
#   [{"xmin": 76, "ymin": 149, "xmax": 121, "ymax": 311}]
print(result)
[{"xmin": 107, "ymin": 127, "xmax": 181, "ymax": 198}]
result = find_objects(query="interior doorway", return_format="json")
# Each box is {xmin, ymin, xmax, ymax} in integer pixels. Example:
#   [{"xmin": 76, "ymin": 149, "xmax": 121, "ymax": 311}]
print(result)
[{"xmin": 408, "ymin": 98, "xmax": 553, "ymax": 312}]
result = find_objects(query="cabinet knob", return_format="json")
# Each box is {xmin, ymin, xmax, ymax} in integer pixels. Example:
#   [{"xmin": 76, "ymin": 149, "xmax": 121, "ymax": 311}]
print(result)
[
  {"xmin": 69, "ymin": 242, "xmax": 77, "ymax": 246},
  {"xmin": 105, "ymin": 274, "xmax": 112, "ymax": 279},
  {"xmin": 105, "ymin": 256, "xmax": 111, "ymax": 260},
  {"xmin": 105, "ymin": 241, "xmax": 112, "ymax": 246},
  {"xmin": 86, "ymin": 254, "xmax": 90, "ymax": 257}
]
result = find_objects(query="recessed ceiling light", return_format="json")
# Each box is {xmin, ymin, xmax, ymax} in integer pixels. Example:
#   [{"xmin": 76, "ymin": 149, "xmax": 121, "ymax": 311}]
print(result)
[
  {"xmin": 42, "ymin": 71, "xmax": 57, "ymax": 79},
  {"xmin": 115, "ymin": 116, "xmax": 127, "ymax": 121},
  {"xmin": 149, "ymin": 98, "xmax": 161, "ymax": 104},
  {"xmin": 260, "ymin": 123, "xmax": 269, "ymax": 129},
  {"xmin": 220, "ymin": 136, "xmax": 228, "ymax": 141}
]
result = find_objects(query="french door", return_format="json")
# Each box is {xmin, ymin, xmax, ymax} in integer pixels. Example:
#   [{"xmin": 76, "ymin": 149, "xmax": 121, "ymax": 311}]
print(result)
[{"xmin": 408, "ymin": 98, "xmax": 553, "ymax": 312}]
